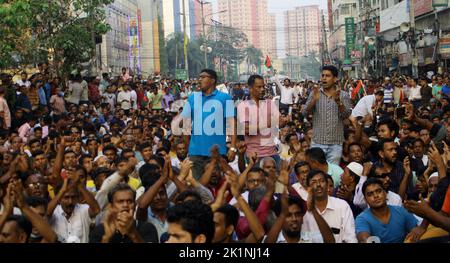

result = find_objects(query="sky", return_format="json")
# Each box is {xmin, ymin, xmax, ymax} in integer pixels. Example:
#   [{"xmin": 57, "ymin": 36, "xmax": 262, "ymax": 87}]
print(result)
[{"xmin": 209, "ymin": 0, "xmax": 328, "ymax": 58}]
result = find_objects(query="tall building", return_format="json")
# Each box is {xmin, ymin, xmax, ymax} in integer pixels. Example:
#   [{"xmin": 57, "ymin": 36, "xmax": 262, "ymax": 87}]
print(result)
[
  {"xmin": 328, "ymin": 0, "xmax": 359, "ymax": 67},
  {"xmin": 189, "ymin": 0, "xmax": 213, "ymax": 40},
  {"xmin": 162, "ymin": 0, "xmax": 192, "ymax": 39},
  {"xmin": 100, "ymin": 0, "xmax": 139, "ymax": 75},
  {"xmin": 218, "ymin": 0, "xmax": 276, "ymax": 58},
  {"xmin": 137, "ymin": 0, "xmax": 163, "ymax": 75},
  {"xmin": 284, "ymin": 5, "xmax": 321, "ymax": 57}
]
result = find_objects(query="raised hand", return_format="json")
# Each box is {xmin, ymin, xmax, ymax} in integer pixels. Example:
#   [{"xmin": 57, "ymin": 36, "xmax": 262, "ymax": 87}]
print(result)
[
  {"xmin": 307, "ymin": 186, "xmax": 316, "ymax": 212},
  {"xmin": 225, "ymin": 171, "xmax": 240, "ymax": 198},
  {"xmin": 403, "ymin": 156, "xmax": 411, "ymax": 176},
  {"xmin": 116, "ymin": 209, "xmax": 134, "ymax": 235}
]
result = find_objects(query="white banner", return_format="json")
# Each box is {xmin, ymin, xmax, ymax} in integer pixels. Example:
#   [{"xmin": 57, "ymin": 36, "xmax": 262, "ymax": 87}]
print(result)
[{"xmin": 380, "ymin": 0, "xmax": 410, "ymax": 32}]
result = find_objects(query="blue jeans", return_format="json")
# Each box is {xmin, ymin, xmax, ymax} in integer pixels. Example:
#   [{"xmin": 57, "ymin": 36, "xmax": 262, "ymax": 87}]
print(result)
[{"xmin": 310, "ymin": 142, "xmax": 343, "ymax": 165}]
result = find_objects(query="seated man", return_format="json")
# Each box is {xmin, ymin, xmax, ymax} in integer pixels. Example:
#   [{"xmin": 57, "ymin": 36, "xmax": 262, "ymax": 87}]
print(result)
[{"xmin": 356, "ymin": 178, "xmax": 419, "ymax": 243}]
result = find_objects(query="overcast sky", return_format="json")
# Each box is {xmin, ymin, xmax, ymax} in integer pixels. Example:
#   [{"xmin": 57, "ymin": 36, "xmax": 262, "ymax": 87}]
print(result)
[{"xmin": 209, "ymin": 0, "xmax": 328, "ymax": 57}]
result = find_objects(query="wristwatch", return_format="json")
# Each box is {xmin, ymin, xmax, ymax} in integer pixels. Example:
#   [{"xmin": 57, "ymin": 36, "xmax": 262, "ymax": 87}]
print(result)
[{"xmin": 230, "ymin": 147, "xmax": 238, "ymax": 153}]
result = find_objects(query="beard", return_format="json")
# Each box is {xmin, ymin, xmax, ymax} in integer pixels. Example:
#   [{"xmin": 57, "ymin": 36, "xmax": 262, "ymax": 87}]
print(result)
[{"xmin": 284, "ymin": 229, "xmax": 300, "ymax": 238}]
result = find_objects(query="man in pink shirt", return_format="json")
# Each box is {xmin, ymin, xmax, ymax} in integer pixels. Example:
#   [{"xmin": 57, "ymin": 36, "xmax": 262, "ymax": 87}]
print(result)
[
  {"xmin": 18, "ymin": 116, "xmax": 37, "ymax": 143},
  {"xmin": 237, "ymin": 75, "xmax": 280, "ymax": 165}
]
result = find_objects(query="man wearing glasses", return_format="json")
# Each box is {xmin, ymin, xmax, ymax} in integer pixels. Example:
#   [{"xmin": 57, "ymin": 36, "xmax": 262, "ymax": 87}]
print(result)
[{"xmin": 180, "ymin": 69, "xmax": 237, "ymax": 180}]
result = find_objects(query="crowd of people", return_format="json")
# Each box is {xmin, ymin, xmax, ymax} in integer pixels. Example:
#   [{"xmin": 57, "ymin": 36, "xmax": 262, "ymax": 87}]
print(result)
[{"xmin": 0, "ymin": 63, "xmax": 449, "ymax": 243}]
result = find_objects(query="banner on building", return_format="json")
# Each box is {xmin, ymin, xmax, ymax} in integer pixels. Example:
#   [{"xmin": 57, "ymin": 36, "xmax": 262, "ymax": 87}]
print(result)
[
  {"xmin": 380, "ymin": 0, "xmax": 409, "ymax": 32},
  {"xmin": 345, "ymin": 17, "xmax": 355, "ymax": 59},
  {"xmin": 129, "ymin": 17, "xmax": 141, "ymax": 74},
  {"xmin": 439, "ymin": 35, "xmax": 450, "ymax": 58},
  {"xmin": 414, "ymin": 0, "xmax": 433, "ymax": 17},
  {"xmin": 432, "ymin": 0, "xmax": 449, "ymax": 7}
]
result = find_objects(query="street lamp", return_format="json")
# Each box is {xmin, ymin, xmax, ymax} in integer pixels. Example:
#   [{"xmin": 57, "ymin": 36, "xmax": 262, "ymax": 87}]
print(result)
[{"xmin": 200, "ymin": 45, "xmax": 212, "ymax": 67}]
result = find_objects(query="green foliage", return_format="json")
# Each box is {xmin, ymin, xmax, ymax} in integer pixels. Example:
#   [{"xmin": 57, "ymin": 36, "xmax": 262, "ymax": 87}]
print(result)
[{"xmin": 0, "ymin": 0, "xmax": 113, "ymax": 77}]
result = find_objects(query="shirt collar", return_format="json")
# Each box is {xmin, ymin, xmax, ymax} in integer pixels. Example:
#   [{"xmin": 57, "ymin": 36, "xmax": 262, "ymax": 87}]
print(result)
[{"xmin": 203, "ymin": 89, "xmax": 218, "ymax": 97}]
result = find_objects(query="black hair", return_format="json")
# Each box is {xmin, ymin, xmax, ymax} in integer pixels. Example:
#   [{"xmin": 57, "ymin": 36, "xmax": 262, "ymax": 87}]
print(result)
[
  {"xmin": 5, "ymin": 215, "xmax": 32, "ymax": 241},
  {"xmin": 79, "ymin": 154, "xmax": 93, "ymax": 166},
  {"xmin": 107, "ymin": 183, "xmax": 136, "ymax": 203},
  {"xmin": 294, "ymin": 161, "xmax": 310, "ymax": 175},
  {"xmin": 28, "ymin": 138, "xmax": 41, "ymax": 147},
  {"xmin": 200, "ymin": 69, "xmax": 218, "ymax": 84},
  {"xmin": 216, "ymin": 204, "xmax": 239, "ymax": 228},
  {"xmin": 305, "ymin": 147, "xmax": 327, "ymax": 165},
  {"xmin": 25, "ymin": 196, "xmax": 48, "ymax": 209},
  {"xmin": 103, "ymin": 144, "xmax": 118, "ymax": 154},
  {"xmin": 120, "ymin": 148, "xmax": 135, "ymax": 158},
  {"xmin": 273, "ymin": 195, "xmax": 304, "ymax": 217},
  {"xmin": 247, "ymin": 75, "xmax": 264, "ymax": 87},
  {"xmin": 32, "ymin": 150, "xmax": 45, "ymax": 158},
  {"xmin": 115, "ymin": 156, "xmax": 129, "ymax": 166},
  {"xmin": 321, "ymin": 65, "xmax": 339, "ymax": 78},
  {"xmin": 92, "ymin": 167, "xmax": 114, "ymax": 181},
  {"xmin": 167, "ymin": 200, "xmax": 215, "ymax": 243},
  {"xmin": 362, "ymin": 178, "xmax": 385, "ymax": 196},
  {"xmin": 306, "ymin": 169, "xmax": 328, "ymax": 186},
  {"xmin": 175, "ymin": 190, "xmax": 202, "ymax": 203},
  {"xmin": 138, "ymin": 142, "xmax": 153, "ymax": 152},
  {"xmin": 139, "ymin": 163, "xmax": 162, "ymax": 190},
  {"xmin": 377, "ymin": 117, "xmax": 399, "ymax": 138},
  {"xmin": 285, "ymin": 133, "xmax": 298, "ymax": 143},
  {"xmin": 248, "ymin": 186, "xmax": 266, "ymax": 211},
  {"xmin": 374, "ymin": 90, "xmax": 384, "ymax": 96},
  {"xmin": 377, "ymin": 138, "xmax": 395, "ymax": 152},
  {"xmin": 348, "ymin": 142, "xmax": 363, "ymax": 152}
]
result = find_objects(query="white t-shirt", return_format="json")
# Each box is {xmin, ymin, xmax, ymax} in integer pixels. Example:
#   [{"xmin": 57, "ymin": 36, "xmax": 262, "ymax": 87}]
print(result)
[
  {"xmin": 50, "ymin": 204, "xmax": 91, "ymax": 243},
  {"xmin": 351, "ymin": 94, "xmax": 376, "ymax": 118},
  {"xmin": 117, "ymin": 91, "xmax": 132, "ymax": 110}
]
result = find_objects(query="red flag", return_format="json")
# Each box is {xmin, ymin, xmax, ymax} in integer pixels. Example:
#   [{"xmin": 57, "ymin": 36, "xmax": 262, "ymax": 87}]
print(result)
[
  {"xmin": 265, "ymin": 55, "xmax": 272, "ymax": 68},
  {"xmin": 351, "ymin": 80, "xmax": 363, "ymax": 100}
]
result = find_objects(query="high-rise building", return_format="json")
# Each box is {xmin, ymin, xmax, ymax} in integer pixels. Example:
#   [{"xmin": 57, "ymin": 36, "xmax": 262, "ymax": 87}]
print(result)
[
  {"xmin": 162, "ymin": 0, "xmax": 191, "ymax": 39},
  {"xmin": 284, "ymin": 5, "xmax": 321, "ymax": 57},
  {"xmin": 189, "ymin": 0, "xmax": 213, "ymax": 40},
  {"xmin": 137, "ymin": 0, "xmax": 163, "ymax": 75},
  {"xmin": 218, "ymin": 0, "xmax": 276, "ymax": 58},
  {"xmin": 100, "ymin": 0, "xmax": 139, "ymax": 75}
]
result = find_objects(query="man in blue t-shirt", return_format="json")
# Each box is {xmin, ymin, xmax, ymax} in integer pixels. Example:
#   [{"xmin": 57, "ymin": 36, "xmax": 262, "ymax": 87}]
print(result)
[
  {"xmin": 180, "ymin": 69, "xmax": 237, "ymax": 180},
  {"xmin": 355, "ymin": 178, "xmax": 419, "ymax": 243}
]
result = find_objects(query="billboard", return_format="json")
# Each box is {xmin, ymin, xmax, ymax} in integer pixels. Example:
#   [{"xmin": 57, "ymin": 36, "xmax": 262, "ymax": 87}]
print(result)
[{"xmin": 129, "ymin": 16, "xmax": 141, "ymax": 74}]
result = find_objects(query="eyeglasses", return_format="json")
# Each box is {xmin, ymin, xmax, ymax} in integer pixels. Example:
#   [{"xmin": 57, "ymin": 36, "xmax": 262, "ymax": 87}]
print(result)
[
  {"xmin": 28, "ymin": 182, "xmax": 43, "ymax": 188},
  {"xmin": 247, "ymin": 179, "xmax": 264, "ymax": 185}
]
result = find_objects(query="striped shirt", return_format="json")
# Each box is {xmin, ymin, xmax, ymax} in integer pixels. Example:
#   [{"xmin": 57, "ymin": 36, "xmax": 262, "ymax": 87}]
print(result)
[
  {"xmin": 302, "ymin": 88, "xmax": 352, "ymax": 145},
  {"xmin": 383, "ymin": 85, "xmax": 394, "ymax": 104}
]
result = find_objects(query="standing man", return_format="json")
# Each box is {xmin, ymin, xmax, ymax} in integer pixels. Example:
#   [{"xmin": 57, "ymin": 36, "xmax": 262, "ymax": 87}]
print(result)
[
  {"xmin": 302, "ymin": 65, "xmax": 352, "ymax": 165},
  {"xmin": 180, "ymin": 69, "xmax": 237, "ymax": 180},
  {"xmin": 237, "ymin": 75, "xmax": 279, "ymax": 164},
  {"xmin": 275, "ymin": 75, "xmax": 295, "ymax": 114}
]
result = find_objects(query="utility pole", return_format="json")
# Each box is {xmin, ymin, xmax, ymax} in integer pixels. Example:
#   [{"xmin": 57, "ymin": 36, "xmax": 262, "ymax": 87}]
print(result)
[
  {"xmin": 182, "ymin": 0, "xmax": 189, "ymax": 76},
  {"xmin": 409, "ymin": 0, "xmax": 418, "ymax": 78},
  {"xmin": 198, "ymin": 0, "xmax": 209, "ymax": 68},
  {"xmin": 321, "ymin": 10, "xmax": 330, "ymax": 65}
]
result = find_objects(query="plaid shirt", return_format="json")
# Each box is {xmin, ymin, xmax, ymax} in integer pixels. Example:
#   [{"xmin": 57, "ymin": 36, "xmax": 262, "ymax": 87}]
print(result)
[{"xmin": 302, "ymin": 88, "xmax": 352, "ymax": 145}]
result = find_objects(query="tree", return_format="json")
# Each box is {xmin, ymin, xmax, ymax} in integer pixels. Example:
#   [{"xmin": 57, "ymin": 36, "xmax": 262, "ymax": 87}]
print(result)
[
  {"xmin": 158, "ymin": 14, "xmax": 169, "ymax": 76},
  {"xmin": 0, "ymin": 0, "xmax": 113, "ymax": 77}
]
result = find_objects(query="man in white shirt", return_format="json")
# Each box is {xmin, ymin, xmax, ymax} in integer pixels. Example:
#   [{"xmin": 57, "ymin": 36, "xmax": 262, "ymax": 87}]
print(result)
[
  {"xmin": 408, "ymin": 78, "xmax": 422, "ymax": 109},
  {"xmin": 350, "ymin": 89, "xmax": 384, "ymax": 120},
  {"xmin": 117, "ymin": 85, "xmax": 132, "ymax": 114},
  {"xmin": 301, "ymin": 170, "xmax": 357, "ymax": 243},
  {"xmin": 171, "ymin": 142, "xmax": 187, "ymax": 170},
  {"xmin": 275, "ymin": 75, "xmax": 295, "ymax": 114},
  {"xmin": 15, "ymin": 72, "xmax": 31, "ymax": 88},
  {"xmin": 48, "ymin": 176, "xmax": 101, "ymax": 243},
  {"xmin": 291, "ymin": 162, "xmax": 310, "ymax": 201},
  {"xmin": 353, "ymin": 166, "xmax": 403, "ymax": 210}
]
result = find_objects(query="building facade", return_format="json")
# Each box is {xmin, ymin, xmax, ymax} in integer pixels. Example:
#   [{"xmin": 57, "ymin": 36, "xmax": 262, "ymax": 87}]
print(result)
[
  {"xmin": 218, "ymin": 0, "xmax": 277, "ymax": 59},
  {"xmin": 100, "ymin": 0, "xmax": 139, "ymax": 75},
  {"xmin": 284, "ymin": 5, "xmax": 321, "ymax": 57}
]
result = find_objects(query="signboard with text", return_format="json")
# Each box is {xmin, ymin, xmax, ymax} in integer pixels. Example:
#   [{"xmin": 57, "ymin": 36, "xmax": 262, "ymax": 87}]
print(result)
[
  {"xmin": 414, "ymin": 0, "xmax": 433, "ymax": 17},
  {"xmin": 345, "ymin": 17, "xmax": 355, "ymax": 60}
]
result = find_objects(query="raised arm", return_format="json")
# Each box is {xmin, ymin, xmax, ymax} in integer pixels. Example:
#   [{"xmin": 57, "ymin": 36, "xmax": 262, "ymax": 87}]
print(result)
[
  {"xmin": 47, "ymin": 178, "xmax": 69, "ymax": 217},
  {"xmin": 307, "ymin": 187, "xmax": 335, "ymax": 243}
]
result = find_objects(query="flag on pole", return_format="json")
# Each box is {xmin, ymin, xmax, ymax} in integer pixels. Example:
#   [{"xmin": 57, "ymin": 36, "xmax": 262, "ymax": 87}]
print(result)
[
  {"xmin": 265, "ymin": 55, "xmax": 272, "ymax": 69},
  {"xmin": 351, "ymin": 80, "xmax": 365, "ymax": 100}
]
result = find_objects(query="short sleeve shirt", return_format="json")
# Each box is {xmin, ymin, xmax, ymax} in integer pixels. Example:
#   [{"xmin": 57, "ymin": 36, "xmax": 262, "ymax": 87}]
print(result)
[
  {"xmin": 181, "ymin": 90, "xmax": 235, "ymax": 156},
  {"xmin": 355, "ymin": 205, "xmax": 418, "ymax": 243}
]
